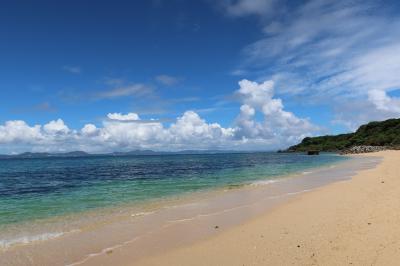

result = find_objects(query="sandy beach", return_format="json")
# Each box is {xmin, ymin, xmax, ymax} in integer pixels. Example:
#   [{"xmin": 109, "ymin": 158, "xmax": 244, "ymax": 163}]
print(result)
[{"xmin": 129, "ymin": 150, "xmax": 400, "ymax": 266}]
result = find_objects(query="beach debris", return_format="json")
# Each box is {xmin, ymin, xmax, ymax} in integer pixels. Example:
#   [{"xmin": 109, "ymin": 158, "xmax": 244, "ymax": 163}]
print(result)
[
  {"xmin": 214, "ymin": 225, "xmax": 219, "ymax": 229},
  {"xmin": 381, "ymin": 181, "xmax": 385, "ymax": 183},
  {"xmin": 106, "ymin": 249, "xmax": 113, "ymax": 255},
  {"xmin": 368, "ymin": 222, "xmax": 371, "ymax": 225},
  {"xmin": 297, "ymin": 245, "xmax": 301, "ymax": 248}
]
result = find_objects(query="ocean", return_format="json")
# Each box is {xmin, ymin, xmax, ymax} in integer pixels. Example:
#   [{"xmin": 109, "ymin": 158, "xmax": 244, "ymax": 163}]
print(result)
[
  {"xmin": 0, "ymin": 152, "xmax": 348, "ymax": 253},
  {"xmin": 0, "ymin": 152, "xmax": 345, "ymax": 227}
]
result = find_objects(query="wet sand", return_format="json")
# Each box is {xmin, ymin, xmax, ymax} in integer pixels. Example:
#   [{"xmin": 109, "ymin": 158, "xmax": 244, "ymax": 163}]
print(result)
[
  {"xmin": 134, "ymin": 151, "xmax": 400, "ymax": 266},
  {"xmin": 0, "ymin": 154, "xmax": 382, "ymax": 265}
]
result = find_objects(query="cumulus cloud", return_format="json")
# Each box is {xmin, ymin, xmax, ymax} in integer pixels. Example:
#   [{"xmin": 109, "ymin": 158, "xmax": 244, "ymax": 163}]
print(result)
[
  {"xmin": 0, "ymin": 119, "xmax": 78, "ymax": 153},
  {"xmin": 107, "ymin": 112, "xmax": 140, "ymax": 121},
  {"xmin": 0, "ymin": 112, "xmax": 232, "ymax": 153},
  {"xmin": 0, "ymin": 121, "xmax": 42, "ymax": 144},
  {"xmin": 226, "ymin": 0, "xmax": 400, "ymax": 129},
  {"xmin": 368, "ymin": 90, "xmax": 400, "ymax": 113},
  {"xmin": 233, "ymin": 80, "xmax": 318, "ymax": 145},
  {"xmin": 169, "ymin": 111, "xmax": 235, "ymax": 148},
  {"xmin": 0, "ymin": 79, "xmax": 319, "ymax": 153},
  {"xmin": 43, "ymin": 119, "xmax": 70, "ymax": 135},
  {"xmin": 81, "ymin": 124, "xmax": 98, "ymax": 136}
]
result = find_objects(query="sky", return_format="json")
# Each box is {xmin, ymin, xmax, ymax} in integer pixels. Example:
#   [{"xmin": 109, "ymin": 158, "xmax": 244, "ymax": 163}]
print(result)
[{"xmin": 1, "ymin": 0, "xmax": 400, "ymax": 153}]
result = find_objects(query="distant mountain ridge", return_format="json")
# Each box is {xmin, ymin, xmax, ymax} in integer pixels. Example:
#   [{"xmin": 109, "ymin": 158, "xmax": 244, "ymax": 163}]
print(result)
[
  {"xmin": 287, "ymin": 118, "xmax": 400, "ymax": 152},
  {"xmin": 0, "ymin": 151, "xmax": 90, "ymax": 159},
  {"xmin": 0, "ymin": 149, "xmax": 246, "ymax": 159}
]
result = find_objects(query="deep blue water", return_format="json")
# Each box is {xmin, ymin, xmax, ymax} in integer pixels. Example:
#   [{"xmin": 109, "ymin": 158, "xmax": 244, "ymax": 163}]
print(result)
[{"xmin": 0, "ymin": 152, "xmax": 346, "ymax": 226}]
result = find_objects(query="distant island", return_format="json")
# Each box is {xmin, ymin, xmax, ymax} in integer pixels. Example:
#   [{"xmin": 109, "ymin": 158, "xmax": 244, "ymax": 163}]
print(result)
[
  {"xmin": 0, "ymin": 150, "xmax": 246, "ymax": 159},
  {"xmin": 287, "ymin": 118, "xmax": 400, "ymax": 153}
]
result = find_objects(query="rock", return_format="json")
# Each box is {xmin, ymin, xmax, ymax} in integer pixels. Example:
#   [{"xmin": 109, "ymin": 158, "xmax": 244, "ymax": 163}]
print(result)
[{"xmin": 340, "ymin": 145, "xmax": 388, "ymax": 154}]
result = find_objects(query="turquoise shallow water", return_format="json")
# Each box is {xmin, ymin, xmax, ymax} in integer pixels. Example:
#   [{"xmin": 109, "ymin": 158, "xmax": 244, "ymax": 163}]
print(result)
[{"xmin": 0, "ymin": 152, "xmax": 347, "ymax": 227}]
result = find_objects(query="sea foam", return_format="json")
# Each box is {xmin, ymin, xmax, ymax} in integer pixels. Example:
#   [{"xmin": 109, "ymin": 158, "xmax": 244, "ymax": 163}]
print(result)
[{"xmin": 0, "ymin": 230, "xmax": 77, "ymax": 250}]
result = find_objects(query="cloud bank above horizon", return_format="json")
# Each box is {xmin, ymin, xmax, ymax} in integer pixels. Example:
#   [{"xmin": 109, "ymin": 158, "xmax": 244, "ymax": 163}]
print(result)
[{"xmin": 0, "ymin": 80, "xmax": 317, "ymax": 154}]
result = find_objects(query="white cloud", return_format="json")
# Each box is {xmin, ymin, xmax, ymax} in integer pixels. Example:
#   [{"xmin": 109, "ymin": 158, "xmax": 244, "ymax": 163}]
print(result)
[
  {"xmin": 81, "ymin": 124, "xmax": 98, "ymax": 136},
  {"xmin": 332, "ymin": 98, "xmax": 400, "ymax": 131},
  {"xmin": 107, "ymin": 112, "xmax": 140, "ymax": 121},
  {"xmin": 368, "ymin": 90, "xmax": 400, "ymax": 113},
  {"xmin": 0, "ymin": 121, "xmax": 42, "ymax": 144},
  {"xmin": 228, "ymin": 0, "xmax": 400, "ymax": 129},
  {"xmin": 63, "ymin": 66, "xmax": 81, "ymax": 74},
  {"xmin": 155, "ymin": 74, "xmax": 182, "ymax": 86},
  {"xmin": 220, "ymin": 0, "xmax": 276, "ymax": 17},
  {"xmin": 0, "ymin": 79, "xmax": 319, "ymax": 153},
  {"xmin": 233, "ymin": 80, "xmax": 318, "ymax": 145},
  {"xmin": 94, "ymin": 84, "xmax": 153, "ymax": 100},
  {"xmin": 169, "ymin": 111, "xmax": 235, "ymax": 148},
  {"xmin": 43, "ymin": 119, "xmax": 70, "ymax": 135}
]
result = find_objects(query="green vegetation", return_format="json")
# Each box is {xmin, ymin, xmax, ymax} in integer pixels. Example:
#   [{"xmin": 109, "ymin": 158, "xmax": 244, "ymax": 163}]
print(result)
[{"xmin": 287, "ymin": 118, "xmax": 400, "ymax": 152}]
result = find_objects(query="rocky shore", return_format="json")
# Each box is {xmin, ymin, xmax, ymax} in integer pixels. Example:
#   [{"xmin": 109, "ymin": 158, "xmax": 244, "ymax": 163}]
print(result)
[{"xmin": 340, "ymin": 145, "xmax": 389, "ymax": 154}]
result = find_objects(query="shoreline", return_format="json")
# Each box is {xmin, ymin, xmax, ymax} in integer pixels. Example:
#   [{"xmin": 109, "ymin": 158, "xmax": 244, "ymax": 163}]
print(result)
[
  {"xmin": 0, "ymin": 153, "xmax": 345, "ymax": 231},
  {"xmin": 134, "ymin": 151, "xmax": 398, "ymax": 266},
  {"xmin": 0, "ymin": 154, "xmax": 380, "ymax": 265},
  {"xmin": 0, "ymin": 153, "xmax": 347, "ymax": 249}
]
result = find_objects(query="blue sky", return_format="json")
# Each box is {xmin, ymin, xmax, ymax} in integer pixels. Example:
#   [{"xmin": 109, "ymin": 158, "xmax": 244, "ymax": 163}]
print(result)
[
  {"xmin": 1, "ymin": 0, "xmax": 400, "ymax": 153},
  {"xmin": 1, "ymin": 1, "xmax": 257, "ymax": 127}
]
